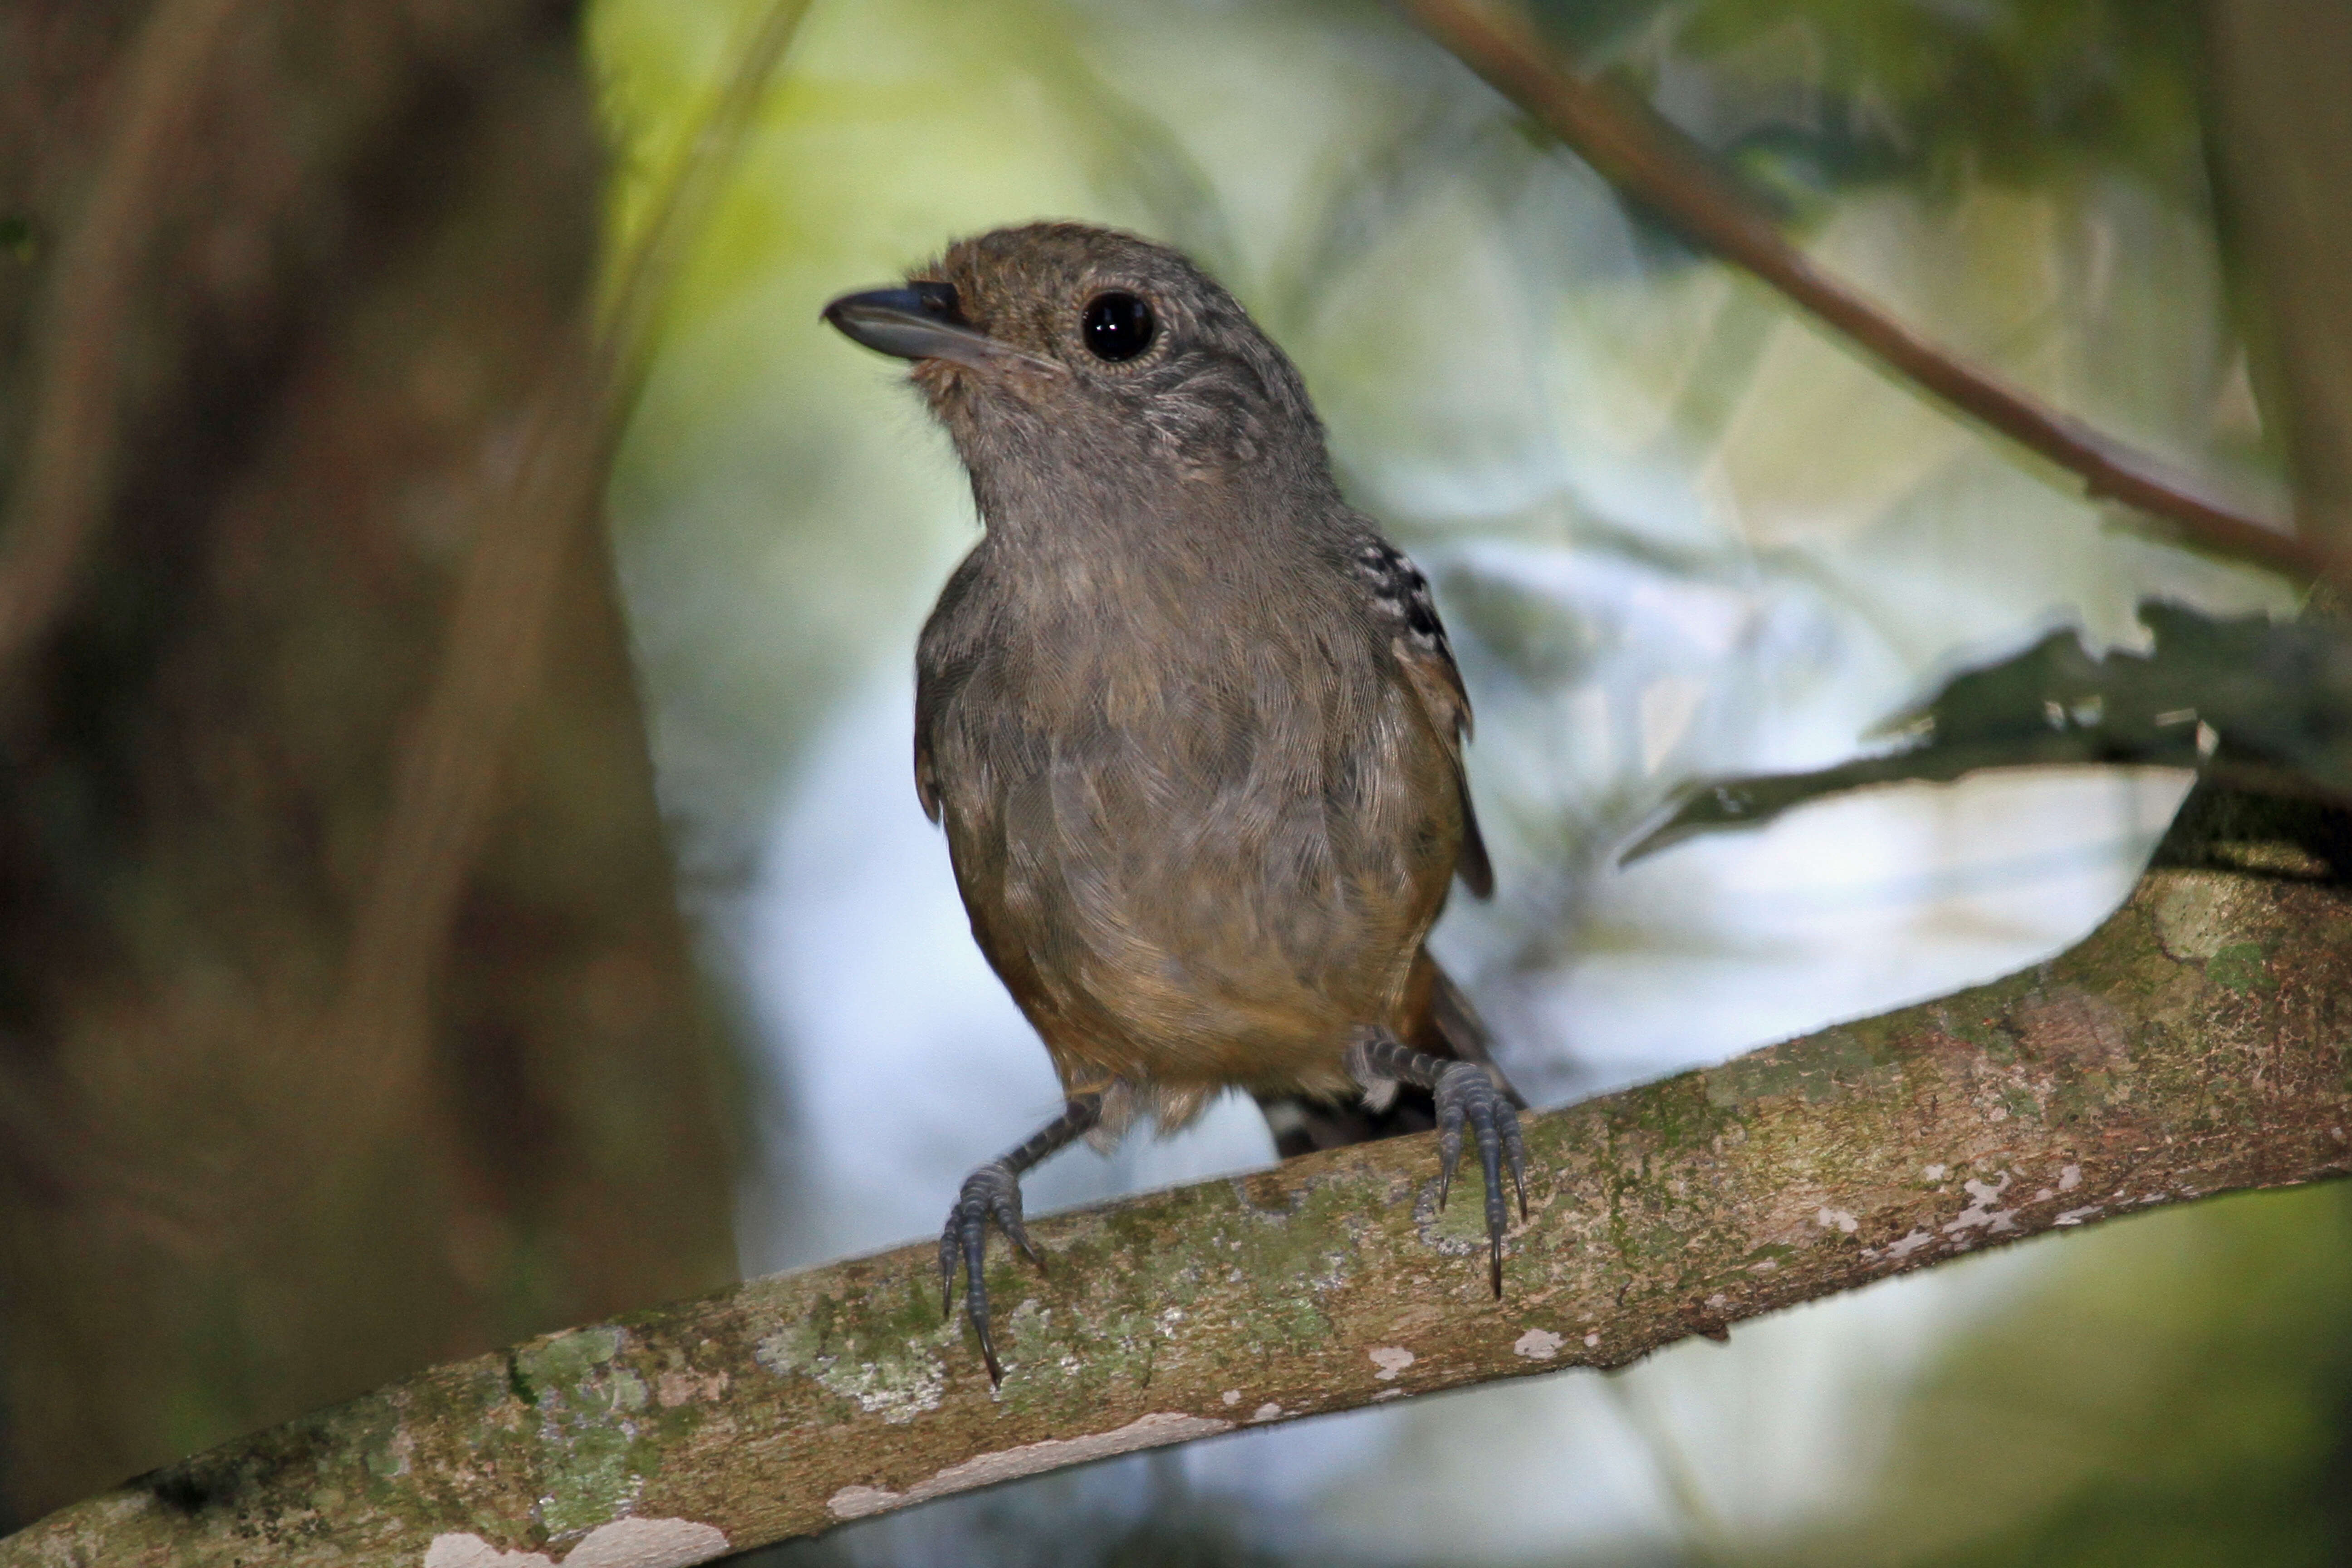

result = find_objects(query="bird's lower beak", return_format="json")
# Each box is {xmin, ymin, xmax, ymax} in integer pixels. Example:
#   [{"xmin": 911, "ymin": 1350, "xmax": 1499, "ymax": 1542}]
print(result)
[{"xmin": 823, "ymin": 284, "xmax": 1036, "ymax": 372}]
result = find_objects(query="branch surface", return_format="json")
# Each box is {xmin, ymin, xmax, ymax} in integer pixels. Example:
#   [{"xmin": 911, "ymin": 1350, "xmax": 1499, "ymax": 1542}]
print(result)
[
  {"xmin": 5, "ymin": 800, "xmax": 2350, "ymax": 1566},
  {"xmin": 1402, "ymin": 0, "xmax": 2335, "ymax": 583}
]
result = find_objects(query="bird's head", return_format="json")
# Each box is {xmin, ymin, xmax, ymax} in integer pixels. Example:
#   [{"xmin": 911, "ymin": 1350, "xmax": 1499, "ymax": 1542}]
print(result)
[{"xmin": 823, "ymin": 223, "xmax": 1332, "ymax": 521}]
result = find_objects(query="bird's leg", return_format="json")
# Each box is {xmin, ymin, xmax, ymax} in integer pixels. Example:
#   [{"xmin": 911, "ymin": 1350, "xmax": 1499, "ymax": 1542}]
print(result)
[
  {"xmin": 1344, "ymin": 1029, "xmax": 1528, "ymax": 1297},
  {"xmin": 939, "ymin": 1090, "xmax": 1102, "ymax": 1385}
]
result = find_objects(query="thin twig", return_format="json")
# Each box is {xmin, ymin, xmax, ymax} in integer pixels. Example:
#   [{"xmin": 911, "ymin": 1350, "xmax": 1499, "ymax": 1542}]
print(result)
[
  {"xmin": 598, "ymin": 0, "xmax": 819, "ymax": 412},
  {"xmin": 1401, "ymin": 0, "xmax": 2339, "ymax": 583}
]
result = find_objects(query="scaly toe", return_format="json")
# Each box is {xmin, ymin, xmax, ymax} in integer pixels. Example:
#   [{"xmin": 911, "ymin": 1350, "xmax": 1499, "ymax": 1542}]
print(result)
[
  {"xmin": 939, "ymin": 1160, "xmax": 1034, "ymax": 1383},
  {"xmin": 1434, "ymin": 1063, "xmax": 1523, "ymax": 1298}
]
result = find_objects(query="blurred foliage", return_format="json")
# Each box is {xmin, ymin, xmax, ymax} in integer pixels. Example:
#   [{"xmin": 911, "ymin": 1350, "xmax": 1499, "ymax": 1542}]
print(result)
[
  {"xmin": 1537, "ymin": 0, "xmax": 2210, "ymax": 211},
  {"xmin": 1632, "ymin": 601, "xmax": 2352, "ymax": 861},
  {"xmin": 1783, "ymin": 1184, "xmax": 2352, "ymax": 1567}
]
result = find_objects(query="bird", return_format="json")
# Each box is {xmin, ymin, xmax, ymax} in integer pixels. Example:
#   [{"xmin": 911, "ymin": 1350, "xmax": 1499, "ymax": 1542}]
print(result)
[{"xmin": 823, "ymin": 222, "xmax": 1526, "ymax": 1385}]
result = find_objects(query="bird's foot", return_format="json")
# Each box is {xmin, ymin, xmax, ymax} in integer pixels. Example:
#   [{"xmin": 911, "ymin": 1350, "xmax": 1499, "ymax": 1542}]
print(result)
[
  {"xmin": 939, "ymin": 1159, "xmax": 1041, "ymax": 1386},
  {"xmin": 1433, "ymin": 1062, "xmax": 1529, "ymax": 1298},
  {"xmin": 935, "ymin": 1094, "xmax": 1103, "ymax": 1386},
  {"xmin": 1344, "ymin": 1032, "xmax": 1530, "ymax": 1297}
]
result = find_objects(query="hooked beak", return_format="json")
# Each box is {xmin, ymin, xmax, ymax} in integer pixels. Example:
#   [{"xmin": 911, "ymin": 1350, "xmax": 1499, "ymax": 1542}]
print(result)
[{"xmin": 821, "ymin": 281, "xmax": 1052, "ymax": 372}]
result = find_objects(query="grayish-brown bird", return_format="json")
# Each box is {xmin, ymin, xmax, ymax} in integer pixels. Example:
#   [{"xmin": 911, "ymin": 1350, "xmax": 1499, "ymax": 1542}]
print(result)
[{"xmin": 823, "ymin": 223, "xmax": 1526, "ymax": 1384}]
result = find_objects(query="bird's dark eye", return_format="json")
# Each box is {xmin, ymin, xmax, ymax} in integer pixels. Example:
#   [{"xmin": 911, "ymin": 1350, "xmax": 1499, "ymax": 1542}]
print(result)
[{"xmin": 1080, "ymin": 292, "xmax": 1155, "ymax": 362}]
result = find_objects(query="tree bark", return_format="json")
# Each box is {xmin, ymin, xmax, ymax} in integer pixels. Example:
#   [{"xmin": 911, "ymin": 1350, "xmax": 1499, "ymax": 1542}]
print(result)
[{"xmin": 3, "ymin": 787, "xmax": 2342, "ymax": 1566}]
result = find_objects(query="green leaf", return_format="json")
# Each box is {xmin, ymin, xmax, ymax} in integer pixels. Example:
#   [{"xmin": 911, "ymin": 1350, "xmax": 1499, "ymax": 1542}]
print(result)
[{"xmin": 1627, "ymin": 602, "xmax": 2352, "ymax": 861}]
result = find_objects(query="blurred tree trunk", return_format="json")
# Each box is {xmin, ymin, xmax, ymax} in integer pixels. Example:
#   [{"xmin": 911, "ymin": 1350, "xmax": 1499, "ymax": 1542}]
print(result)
[
  {"xmin": 0, "ymin": 0, "xmax": 739, "ymax": 1524},
  {"xmin": 2201, "ymin": 0, "xmax": 2352, "ymax": 557}
]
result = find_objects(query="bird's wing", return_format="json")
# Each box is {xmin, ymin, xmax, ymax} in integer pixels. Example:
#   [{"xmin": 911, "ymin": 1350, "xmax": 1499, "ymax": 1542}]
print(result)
[
  {"xmin": 913, "ymin": 724, "xmax": 941, "ymax": 823},
  {"xmin": 1346, "ymin": 534, "xmax": 1493, "ymax": 899},
  {"xmin": 914, "ymin": 549, "xmax": 993, "ymax": 825}
]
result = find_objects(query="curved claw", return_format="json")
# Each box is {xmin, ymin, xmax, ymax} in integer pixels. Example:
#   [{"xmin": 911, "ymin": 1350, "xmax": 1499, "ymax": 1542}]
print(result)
[
  {"xmin": 1433, "ymin": 1063, "xmax": 1529, "ymax": 1299},
  {"xmin": 938, "ymin": 1160, "xmax": 1043, "ymax": 1386}
]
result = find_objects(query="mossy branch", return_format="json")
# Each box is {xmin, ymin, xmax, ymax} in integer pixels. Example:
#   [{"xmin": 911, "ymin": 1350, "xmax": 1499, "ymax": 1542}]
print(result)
[{"xmin": 5, "ymin": 790, "xmax": 2350, "ymax": 1567}]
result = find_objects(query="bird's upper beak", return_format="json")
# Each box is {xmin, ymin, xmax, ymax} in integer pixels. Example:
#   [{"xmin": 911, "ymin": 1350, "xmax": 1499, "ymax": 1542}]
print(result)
[{"xmin": 822, "ymin": 281, "xmax": 1048, "ymax": 372}]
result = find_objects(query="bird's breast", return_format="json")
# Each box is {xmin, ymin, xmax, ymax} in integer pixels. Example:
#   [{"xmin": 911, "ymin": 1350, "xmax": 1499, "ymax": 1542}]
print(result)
[{"xmin": 922, "ymin": 588, "xmax": 1463, "ymax": 1092}]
